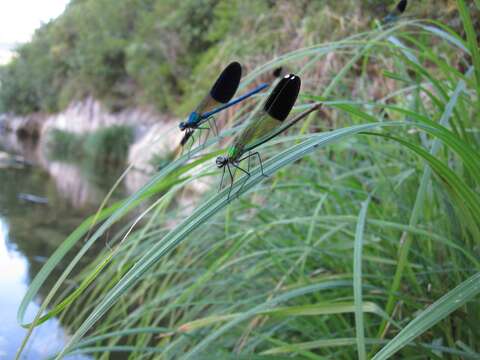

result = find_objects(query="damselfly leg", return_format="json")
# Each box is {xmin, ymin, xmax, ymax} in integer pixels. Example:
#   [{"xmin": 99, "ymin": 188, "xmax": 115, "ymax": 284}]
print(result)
[
  {"xmin": 180, "ymin": 130, "xmax": 193, "ymax": 157},
  {"xmin": 181, "ymin": 124, "xmax": 212, "ymax": 158},
  {"xmin": 218, "ymin": 161, "xmax": 239, "ymax": 200},
  {"xmin": 232, "ymin": 161, "xmax": 250, "ymax": 199},
  {"xmin": 226, "ymin": 164, "xmax": 235, "ymax": 199},
  {"xmin": 198, "ymin": 115, "xmax": 218, "ymax": 149},
  {"xmin": 219, "ymin": 165, "xmax": 227, "ymax": 192},
  {"xmin": 208, "ymin": 116, "xmax": 220, "ymax": 137},
  {"xmin": 240, "ymin": 151, "xmax": 268, "ymax": 178},
  {"xmin": 197, "ymin": 125, "xmax": 211, "ymax": 150},
  {"xmin": 220, "ymin": 151, "xmax": 268, "ymax": 200},
  {"xmin": 234, "ymin": 151, "xmax": 268, "ymax": 198},
  {"xmin": 183, "ymin": 130, "xmax": 196, "ymax": 158}
]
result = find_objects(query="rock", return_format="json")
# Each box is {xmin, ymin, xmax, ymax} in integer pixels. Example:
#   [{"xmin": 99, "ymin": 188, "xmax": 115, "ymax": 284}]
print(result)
[
  {"xmin": 17, "ymin": 193, "xmax": 49, "ymax": 204},
  {"xmin": 0, "ymin": 151, "xmax": 31, "ymax": 168},
  {"xmin": 128, "ymin": 121, "xmax": 182, "ymax": 173},
  {"xmin": 1, "ymin": 113, "xmax": 46, "ymax": 138}
]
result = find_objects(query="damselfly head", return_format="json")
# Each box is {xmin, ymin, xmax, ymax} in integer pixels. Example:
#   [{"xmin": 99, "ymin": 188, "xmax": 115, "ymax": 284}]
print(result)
[
  {"xmin": 216, "ymin": 156, "xmax": 228, "ymax": 168},
  {"xmin": 264, "ymin": 74, "xmax": 301, "ymax": 121},
  {"xmin": 210, "ymin": 61, "xmax": 242, "ymax": 104},
  {"xmin": 179, "ymin": 121, "xmax": 187, "ymax": 131}
]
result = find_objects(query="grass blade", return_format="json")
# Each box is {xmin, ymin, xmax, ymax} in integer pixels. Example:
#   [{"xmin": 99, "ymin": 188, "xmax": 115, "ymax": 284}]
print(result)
[
  {"xmin": 55, "ymin": 121, "xmax": 411, "ymax": 358},
  {"xmin": 354, "ymin": 197, "xmax": 370, "ymax": 360},
  {"xmin": 372, "ymin": 272, "xmax": 480, "ymax": 360}
]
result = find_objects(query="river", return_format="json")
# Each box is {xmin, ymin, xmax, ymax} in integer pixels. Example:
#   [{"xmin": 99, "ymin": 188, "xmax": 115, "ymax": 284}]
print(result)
[{"xmin": 0, "ymin": 131, "xmax": 146, "ymax": 359}]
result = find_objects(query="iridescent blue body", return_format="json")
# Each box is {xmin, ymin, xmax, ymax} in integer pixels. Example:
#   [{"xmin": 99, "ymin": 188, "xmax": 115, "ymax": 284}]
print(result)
[
  {"xmin": 179, "ymin": 83, "xmax": 269, "ymax": 132},
  {"xmin": 186, "ymin": 111, "xmax": 201, "ymax": 127},
  {"xmin": 179, "ymin": 62, "xmax": 284, "ymax": 147}
]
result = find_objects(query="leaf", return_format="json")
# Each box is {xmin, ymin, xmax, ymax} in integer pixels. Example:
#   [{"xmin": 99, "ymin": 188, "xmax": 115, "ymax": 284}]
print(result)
[
  {"xmin": 55, "ymin": 121, "xmax": 411, "ymax": 359},
  {"xmin": 372, "ymin": 272, "xmax": 480, "ymax": 360},
  {"xmin": 354, "ymin": 198, "xmax": 370, "ymax": 360}
]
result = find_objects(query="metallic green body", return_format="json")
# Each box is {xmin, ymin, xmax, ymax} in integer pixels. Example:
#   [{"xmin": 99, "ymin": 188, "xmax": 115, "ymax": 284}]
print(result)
[{"xmin": 226, "ymin": 111, "xmax": 282, "ymax": 163}]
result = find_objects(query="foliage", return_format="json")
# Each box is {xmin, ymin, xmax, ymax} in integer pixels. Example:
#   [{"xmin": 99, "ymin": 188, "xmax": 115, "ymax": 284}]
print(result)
[
  {"xmin": 149, "ymin": 151, "xmax": 176, "ymax": 171},
  {"xmin": 45, "ymin": 129, "xmax": 85, "ymax": 160},
  {"xmin": 83, "ymin": 125, "xmax": 134, "ymax": 164},
  {"xmin": 0, "ymin": 0, "xmax": 473, "ymax": 116},
  {"xmin": 45, "ymin": 126, "xmax": 134, "ymax": 165},
  {"xmin": 16, "ymin": 2, "xmax": 480, "ymax": 359}
]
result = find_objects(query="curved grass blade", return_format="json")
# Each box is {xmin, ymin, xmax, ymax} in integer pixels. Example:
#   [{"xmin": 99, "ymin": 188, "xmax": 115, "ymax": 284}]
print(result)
[
  {"xmin": 263, "ymin": 338, "xmax": 479, "ymax": 358},
  {"xmin": 354, "ymin": 197, "xmax": 370, "ymax": 360},
  {"xmin": 175, "ymin": 301, "xmax": 385, "ymax": 334},
  {"xmin": 54, "ymin": 121, "xmax": 413, "ymax": 359},
  {"xmin": 372, "ymin": 272, "xmax": 480, "ymax": 360},
  {"xmin": 15, "ymin": 151, "xmax": 216, "ymax": 358}
]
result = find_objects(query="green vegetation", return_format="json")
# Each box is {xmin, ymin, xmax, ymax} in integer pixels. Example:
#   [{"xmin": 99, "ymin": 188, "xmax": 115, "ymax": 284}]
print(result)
[
  {"xmin": 0, "ymin": 0, "xmax": 480, "ymax": 360},
  {"xmin": 83, "ymin": 125, "xmax": 134, "ymax": 164},
  {"xmin": 45, "ymin": 125, "xmax": 134, "ymax": 165},
  {"xmin": 10, "ymin": 0, "xmax": 480, "ymax": 359},
  {"xmin": 45, "ymin": 129, "xmax": 84, "ymax": 160},
  {"xmin": 0, "ymin": 0, "xmax": 468, "ymax": 116},
  {"xmin": 150, "ymin": 151, "xmax": 176, "ymax": 171}
]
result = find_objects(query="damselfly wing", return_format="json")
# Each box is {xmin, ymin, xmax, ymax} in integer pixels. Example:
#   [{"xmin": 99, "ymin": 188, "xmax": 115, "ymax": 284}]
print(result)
[
  {"xmin": 384, "ymin": 0, "xmax": 408, "ymax": 23},
  {"xmin": 180, "ymin": 61, "xmax": 242, "ymax": 146},
  {"xmin": 216, "ymin": 73, "xmax": 301, "ymax": 198},
  {"xmin": 180, "ymin": 63, "xmax": 285, "ymax": 149}
]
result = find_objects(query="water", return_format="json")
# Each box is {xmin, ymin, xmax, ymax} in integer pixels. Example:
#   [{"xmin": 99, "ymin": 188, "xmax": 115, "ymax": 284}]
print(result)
[
  {"xmin": 0, "ymin": 218, "xmax": 83, "ymax": 359},
  {"xmin": 0, "ymin": 133, "xmax": 146, "ymax": 359}
]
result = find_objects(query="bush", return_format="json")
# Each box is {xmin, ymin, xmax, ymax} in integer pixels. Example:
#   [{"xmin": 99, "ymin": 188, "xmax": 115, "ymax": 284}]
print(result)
[
  {"xmin": 82, "ymin": 125, "xmax": 134, "ymax": 165},
  {"xmin": 45, "ymin": 126, "xmax": 134, "ymax": 165},
  {"xmin": 45, "ymin": 129, "xmax": 84, "ymax": 161},
  {"xmin": 1, "ymin": 0, "xmax": 469, "ymax": 116}
]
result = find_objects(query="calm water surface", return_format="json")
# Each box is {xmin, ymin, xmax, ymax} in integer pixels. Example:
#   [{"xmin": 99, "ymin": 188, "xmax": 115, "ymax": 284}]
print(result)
[{"xmin": 0, "ymin": 133, "xmax": 142, "ymax": 359}]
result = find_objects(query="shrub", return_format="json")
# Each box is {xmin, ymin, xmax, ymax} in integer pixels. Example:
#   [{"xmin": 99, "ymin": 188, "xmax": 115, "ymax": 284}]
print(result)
[
  {"xmin": 45, "ymin": 126, "xmax": 134, "ymax": 165},
  {"xmin": 82, "ymin": 125, "xmax": 134, "ymax": 165},
  {"xmin": 45, "ymin": 129, "xmax": 84, "ymax": 161}
]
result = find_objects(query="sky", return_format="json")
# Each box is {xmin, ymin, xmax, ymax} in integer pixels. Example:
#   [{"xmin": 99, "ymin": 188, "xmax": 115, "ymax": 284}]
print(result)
[{"xmin": 0, "ymin": 0, "xmax": 69, "ymax": 64}]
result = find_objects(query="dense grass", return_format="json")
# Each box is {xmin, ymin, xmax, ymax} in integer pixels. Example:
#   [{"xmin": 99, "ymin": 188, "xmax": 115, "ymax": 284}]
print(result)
[
  {"xmin": 17, "ymin": 2, "xmax": 480, "ymax": 360},
  {"xmin": 45, "ymin": 125, "xmax": 134, "ymax": 165}
]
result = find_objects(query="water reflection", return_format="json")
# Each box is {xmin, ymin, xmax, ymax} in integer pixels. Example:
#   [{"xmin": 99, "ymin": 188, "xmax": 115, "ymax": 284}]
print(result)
[
  {"xmin": 0, "ymin": 132, "xmax": 138, "ymax": 358},
  {"xmin": 0, "ymin": 218, "xmax": 88, "ymax": 359}
]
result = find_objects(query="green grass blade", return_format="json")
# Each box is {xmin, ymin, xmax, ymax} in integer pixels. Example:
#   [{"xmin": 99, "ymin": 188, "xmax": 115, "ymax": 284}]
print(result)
[
  {"xmin": 373, "ymin": 66, "xmax": 474, "ymax": 343},
  {"xmin": 176, "ymin": 301, "xmax": 385, "ymax": 334},
  {"xmin": 372, "ymin": 272, "xmax": 480, "ymax": 360},
  {"xmin": 55, "ymin": 121, "xmax": 411, "ymax": 359},
  {"xmin": 16, "ymin": 152, "xmax": 211, "ymax": 358},
  {"xmin": 263, "ymin": 338, "xmax": 479, "ymax": 358},
  {"xmin": 354, "ymin": 197, "xmax": 370, "ymax": 360},
  {"xmin": 456, "ymin": 0, "xmax": 480, "ymax": 96}
]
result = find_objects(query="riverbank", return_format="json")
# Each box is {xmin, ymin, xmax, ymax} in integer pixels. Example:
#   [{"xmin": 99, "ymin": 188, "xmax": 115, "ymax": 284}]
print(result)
[{"xmin": 0, "ymin": 96, "xmax": 183, "ymax": 174}]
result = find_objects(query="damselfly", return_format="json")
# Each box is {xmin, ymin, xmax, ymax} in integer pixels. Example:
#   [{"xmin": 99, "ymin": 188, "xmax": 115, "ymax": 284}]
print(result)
[
  {"xmin": 384, "ymin": 0, "xmax": 407, "ymax": 23},
  {"xmin": 216, "ymin": 73, "xmax": 318, "ymax": 199},
  {"xmin": 179, "ymin": 62, "xmax": 281, "ymax": 149}
]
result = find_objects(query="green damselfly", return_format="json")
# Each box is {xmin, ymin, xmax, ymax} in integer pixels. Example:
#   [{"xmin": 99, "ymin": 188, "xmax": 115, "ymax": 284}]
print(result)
[{"xmin": 216, "ymin": 73, "xmax": 321, "ymax": 198}]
